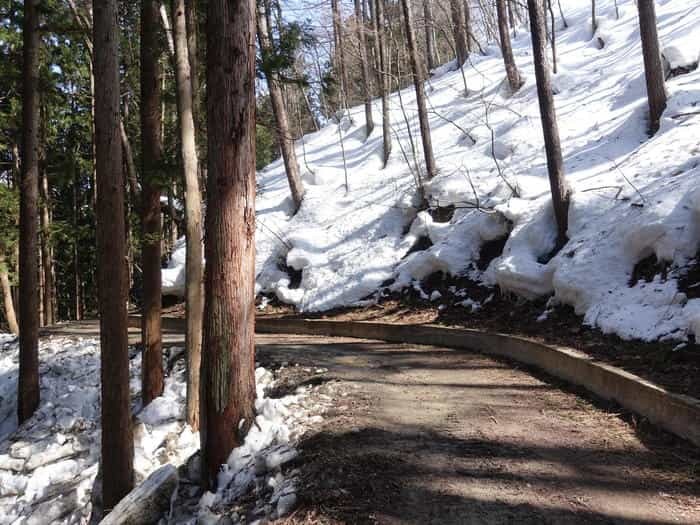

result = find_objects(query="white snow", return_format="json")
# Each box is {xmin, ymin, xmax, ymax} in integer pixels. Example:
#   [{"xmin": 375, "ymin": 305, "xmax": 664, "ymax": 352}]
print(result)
[
  {"xmin": 0, "ymin": 336, "xmax": 325, "ymax": 523},
  {"xmin": 163, "ymin": 0, "xmax": 700, "ymax": 342}
]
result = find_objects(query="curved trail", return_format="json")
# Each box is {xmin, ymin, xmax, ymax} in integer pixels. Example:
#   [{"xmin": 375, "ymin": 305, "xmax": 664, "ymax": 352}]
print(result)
[
  {"xmin": 42, "ymin": 323, "xmax": 700, "ymax": 523},
  {"xmin": 258, "ymin": 333, "xmax": 700, "ymax": 524}
]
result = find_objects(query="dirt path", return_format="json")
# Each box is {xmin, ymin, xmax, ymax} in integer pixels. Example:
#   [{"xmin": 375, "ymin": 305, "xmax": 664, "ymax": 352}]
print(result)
[
  {"xmin": 39, "ymin": 323, "xmax": 700, "ymax": 523},
  {"xmin": 256, "ymin": 334, "xmax": 700, "ymax": 524}
]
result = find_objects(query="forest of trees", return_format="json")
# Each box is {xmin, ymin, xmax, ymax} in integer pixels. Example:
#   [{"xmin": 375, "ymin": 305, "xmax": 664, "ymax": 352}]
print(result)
[{"xmin": 0, "ymin": 0, "xmax": 671, "ymax": 514}]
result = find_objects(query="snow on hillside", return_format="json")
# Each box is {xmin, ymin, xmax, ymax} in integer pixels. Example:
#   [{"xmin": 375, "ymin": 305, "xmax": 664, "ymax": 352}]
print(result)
[{"xmin": 167, "ymin": 0, "xmax": 700, "ymax": 342}]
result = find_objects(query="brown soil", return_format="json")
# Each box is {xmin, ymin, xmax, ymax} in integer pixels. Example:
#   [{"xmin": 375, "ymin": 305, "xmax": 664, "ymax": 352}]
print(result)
[
  {"xmin": 257, "ymin": 272, "xmax": 700, "ymax": 401},
  {"xmin": 254, "ymin": 334, "xmax": 700, "ymax": 524}
]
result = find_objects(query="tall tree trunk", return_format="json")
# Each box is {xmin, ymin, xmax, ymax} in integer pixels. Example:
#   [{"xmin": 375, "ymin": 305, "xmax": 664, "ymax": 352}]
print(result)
[
  {"xmin": 368, "ymin": 0, "xmax": 383, "ymax": 93},
  {"xmin": 256, "ymin": 1, "xmax": 304, "ymax": 212},
  {"xmin": 355, "ymin": 0, "xmax": 374, "ymax": 137},
  {"xmin": 119, "ymin": 121, "xmax": 140, "ymax": 203},
  {"xmin": 0, "ymin": 255, "xmax": 19, "ymax": 335},
  {"xmin": 93, "ymin": 0, "xmax": 134, "ymax": 508},
  {"xmin": 375, "ymin": 0, "xmax": 392, "ymax": 167},
  {"xmin": 185, "ymin": 0, "xmax": 202, "ymax": 137},
  {"xmin": 173, "ymin": 0, "xmax": 203, "ymax": 431},
  {"xmin": 548, "ymin": 0, "xmax": 557, "ymax": 74},
  {"xmin": 400, "ymin": 0, "xmax": 437, "ymax": 181},
  {"xmin": 202, "ymin": 0, "xmax": 257, "ymax": 490},
  {"xmin": 497, "ymin": 0, "xmax": 522, "ymax": 91},
  {"xmin": 39, "ymin": 167, "xmax": 54, "ymax": 326},
  {"xmin": 450, "ymin": 0, "xmax": 468, "ymax": 65},
  {"xmin": 527, "ymin": 0, "xmax": 569, "ymax": 247},
  {"xmin": 141, "ymin": 0, "xmax": 165, "ymax": 405},
  {"xmin": 168, "ymin": 181, "xmax": 179, "ymax": 249},
  {"xmin": 73, "ymin": 164, "xmax": 82, "ymax": 321},
  {"xmin": 637, "ymin": 0, "xmax": 666, "ymax": 134},
  {"xmin": 18, "ymin": 0, "xmax": 40, "ymax": 424},
  {"xmin": 423, "ymin": 0, "xmax": 437, "ymax": 71},
  {"xmin": 464, "ymin": 0, "xmax": 473, "ymax": 52},
  {"xmin": 331, "ymin": 0, "xmax": 350, "ymax": 112}
]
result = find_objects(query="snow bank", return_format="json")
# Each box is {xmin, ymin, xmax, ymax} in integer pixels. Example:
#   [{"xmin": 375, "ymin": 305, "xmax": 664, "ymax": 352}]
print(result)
[
  {"xmin": 164, "ymin": 0, "xmax": 700, "ymax": 342},
  {"xmin": 0, "ymin": 337, "xmax": 198, "ymax": 522},
  {"xmin": 0, "ymin": 335, "xmax": 326, "ymax": 523}
]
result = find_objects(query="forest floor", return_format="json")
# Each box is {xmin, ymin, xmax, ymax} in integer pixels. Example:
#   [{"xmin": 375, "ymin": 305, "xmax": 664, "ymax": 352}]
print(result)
[{"xmin": 15, "ymin": 321, "xmax": 700, "ymax": 523}]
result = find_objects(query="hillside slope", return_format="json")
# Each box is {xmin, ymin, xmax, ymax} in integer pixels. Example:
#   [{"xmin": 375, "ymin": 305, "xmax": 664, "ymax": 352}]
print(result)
[{"xmin": 165, "ymin": 0, "xmax": 700, "ymax": 342}]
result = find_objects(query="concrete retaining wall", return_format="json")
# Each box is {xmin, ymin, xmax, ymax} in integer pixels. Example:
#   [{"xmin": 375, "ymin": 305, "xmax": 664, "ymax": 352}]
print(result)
[
  {"xmin": 128, "ymin": 315, "xmax": 700, "ymax": 447},
  {"xmin": 255, "ymin": 318, "xmax": 700, "ymax": 448}
]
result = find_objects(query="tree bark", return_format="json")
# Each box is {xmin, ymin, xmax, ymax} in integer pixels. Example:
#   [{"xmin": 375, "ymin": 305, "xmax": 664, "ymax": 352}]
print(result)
[
  {"xmin": 355, "ymin": 0, "xmax": 374, "ymax": 137},
  {"xmin": 331, "ymin": 0, "xmax": 350, "ymax": 111},
  {"xmin": 203, "ymin": 0, "xmax": 257, "ymax": 489},
  {"xmin": 93, "ymin": 0, "xmax": 135, "ymax": 508},
  {"xmin": 173, "ymin": 0, "xmax": 203, "ymax": 431},
  {"xmin": 39, "ymin": 167, "xmax": 54, "ymax": 326},
  {"xmin": 73, "ymin": 163, "xmax": 82, "ymax": 321},
  {"xmin": 0, "ymin": 255, "xmax": 19, "ymax": 335},
  {"xmin": 527, "ymin": 0, "xmax": 569, "ymax": 247},
  {"xmin": 256, "ymin": 0, "xmax": 304, "ymax": 212},
  {"xmin": 375, "ymin": 0, "xmax": 392, "ymax": 167},
  {"xmin": 497, "ymin": 0, "xmax": 522, "ymax": 91},
  {"xmin": 184, "ymin": 0, "xmax": 202, "ymax": 163},
  {"xmin": 464, "ymin": 0, "xmax": 473, "ymax": 52},
  {"xmin": 368, "ymin": 0, "xmax": 383, "ymax": 93},
  {"xmin": 18, "ymin": 0, "xmax": 41, "ymax": 424},
  {"xmin": 423, "ymin": 0, "xmax": 437, "ymax": 71},
  {"xmin": 450, "ymin": 0, "xmax": 468, "ymax": 65},
  {"xmin": 140, "ymin": 0, "xmax": 165, "ymax": 406},
  {"xmin": 400, "ymin": 0, "xmax": 437, "ymax": 181},
  {"xmin": 637, "ymin": 0, "xmax": 667, "ymax": 134}
]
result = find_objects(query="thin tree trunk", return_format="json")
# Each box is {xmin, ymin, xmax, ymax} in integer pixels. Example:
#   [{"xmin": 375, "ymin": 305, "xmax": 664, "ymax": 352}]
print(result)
[
  {"xmin": 0, "ymin": 255, "xmax": 19, "ymax": 335},
  {"xmin": 591, "ymin": 0, "xmax": 596, "ymax": 35},
  {"xmin": 400, "ymin": 0, "xmax": 437, "ymax": 181},
  {"xmin": 256, "ymin": 1, "xmax": 304, "ymax": 212},
  {"xmin": 557, "ymin": 0, "xmax": 568, "ymax": 28},
  {"xmin": 450, "ymin": 0, "xmax": 468, "ymax": 65},
  {"xmin": 637, "ymin": 0, "xmax": 667, "ymax": 134},
  {"xmin": 497, "ymin": 0, "xmax": 523, "ymax": 92},
  {"xmin": 331, "ymin": 0, "xmax": 350, "ymax": 112},
  {"xmin": 169, "ymin": 181, "xmax": 178, "ymax": 249},
  {"xmin": 18, "ymin": 0, "xmax": 40, "ymax": 424},
  {"xmin": 159, "ymin": 2, "xmax": 175, "ymax": 55},
  {"xmin": 39, "ymin": 167, "xmax": 53, "ymax": 326},
  {"xmin": 464, "ymin": 0, "xmax": 473, "ymax": 52},
  {"xmin": 93, "ymin": 0, "xmax": 134, "ymax": 508},
  {"xmin": 423, "ymin": 0, "xmax": 437, "ymax": 71},
  {"xmin": 375, "ymin": 0, "xmax": 392, "ymax": 166},
  {"xmin": 119, "ymin": 121, "xmax": 140, "ymax": 203},
  {"xmin": 548, "ymin": 0, "xmax": 557, "ymax": 74},
  {"xmin": 141, "ymin": 0, "xmax": 165, "ymax": 405},
  {"xmin": 368, "ymin": 0, "xmax": 383, "ymax": 93},
  {"xmin": 73, "ymin": 164, "xmax": 81, "ymax": 321},
  {"xmin": 184, "ymin": 0, "xmax": 203, "ymax": 165},
  {"xmin": 355, "ymin": 0, "xmax": 374, "ymax": 137},
  {"xmin": 173, "ymin": 0, "xmax": 203, "ymax": 431},
  {"xmin": 202, "ymin": 0, "xmax": 257, "ymax": 490},
  {"xmin": 527, "ymin": 0, "xmax": 569, "ymax": 247}
]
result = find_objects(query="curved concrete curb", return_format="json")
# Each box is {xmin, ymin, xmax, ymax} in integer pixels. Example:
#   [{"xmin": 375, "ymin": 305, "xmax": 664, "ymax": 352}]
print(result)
[{"xmin": 255, "ymin": 318, "xmax": 700, "ymax": 448}]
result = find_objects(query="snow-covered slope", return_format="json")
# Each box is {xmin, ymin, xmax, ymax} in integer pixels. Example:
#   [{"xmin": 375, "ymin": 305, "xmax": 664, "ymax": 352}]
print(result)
[{"xmin": 168, "ymin": 0, "xmax": 700, "ymax": 342}]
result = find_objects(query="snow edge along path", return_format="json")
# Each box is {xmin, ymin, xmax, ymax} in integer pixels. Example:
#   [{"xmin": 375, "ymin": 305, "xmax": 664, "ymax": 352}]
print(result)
[{"xmin": 0, "ymin": 335, "xmax": 327, "ymax": 524}]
